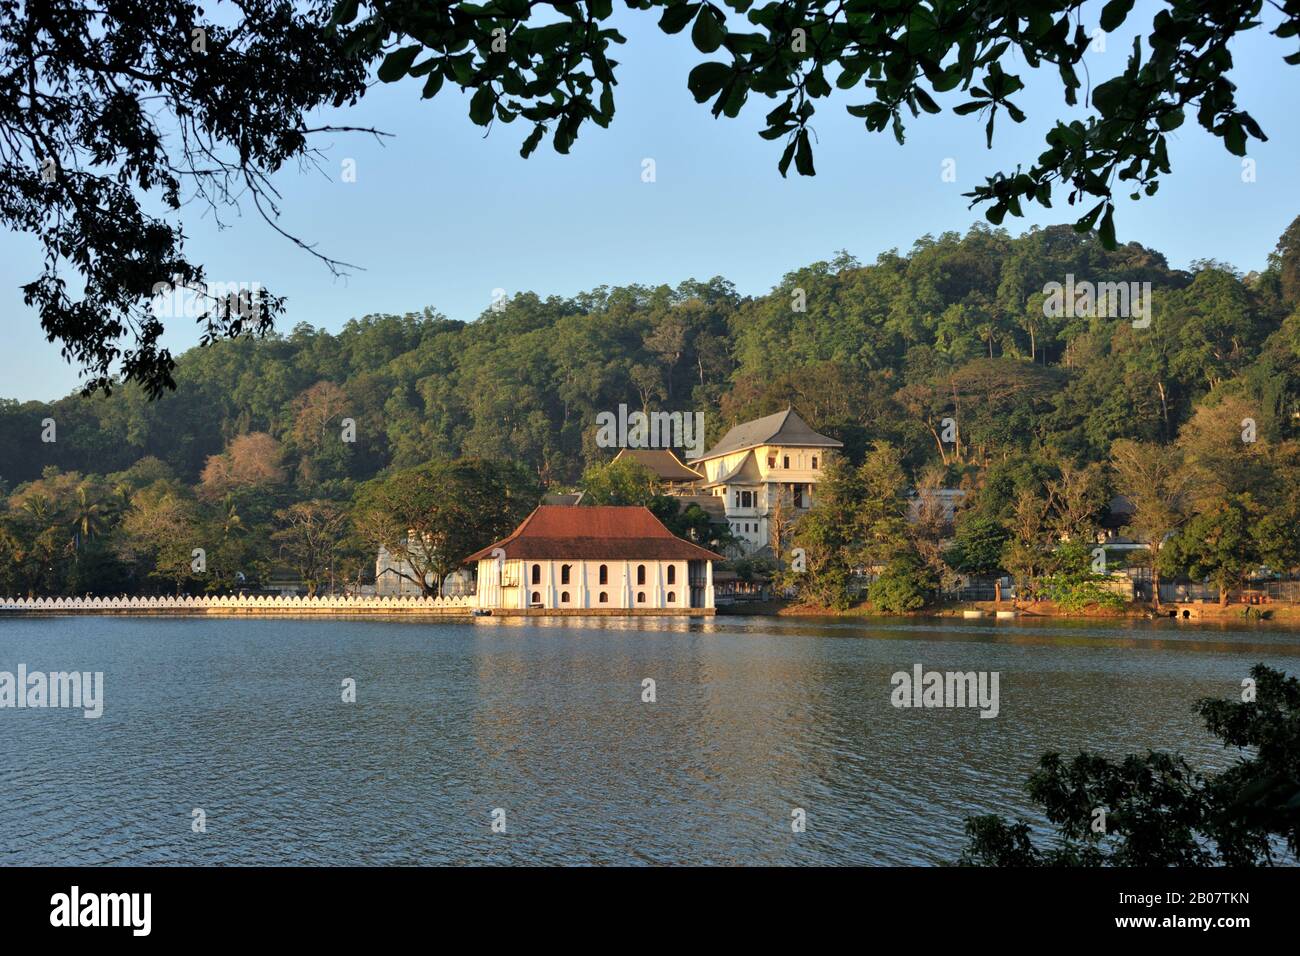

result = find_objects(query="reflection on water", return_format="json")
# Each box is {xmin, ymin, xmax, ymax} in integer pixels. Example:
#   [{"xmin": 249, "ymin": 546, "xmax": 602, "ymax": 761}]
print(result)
[{"xmin": 1, "ymin": 614, "xmax": 1297, "ymax": 865}]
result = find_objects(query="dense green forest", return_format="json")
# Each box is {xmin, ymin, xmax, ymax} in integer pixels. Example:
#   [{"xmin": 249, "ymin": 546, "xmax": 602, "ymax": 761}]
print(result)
[{"xmin": 4, "ymin": 218, "xmax": 1300, "ymax": 601}]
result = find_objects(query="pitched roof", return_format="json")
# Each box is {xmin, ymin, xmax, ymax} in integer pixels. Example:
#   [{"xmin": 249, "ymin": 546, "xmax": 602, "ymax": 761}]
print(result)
[
  {"xmin": 464, "ymin": 505, "xmax": 723, "ymax": 563},
  {"xmin": 672, "ymin": 493, "xmax": 727, "ymax": 519},
  {"xmin": 691, "ymin": 407, "xmax": 842, "ymax": 462},
  {"xmin": 612, "ymin": 448, "xmax": 703, "ymax": 482},
  {"xmin": 701, "ymin": 450, "xmax": 762, "ymax": 488},
  {"xmin": 541, "ymin": 491, "xmax": 584, "ymax": 506}
]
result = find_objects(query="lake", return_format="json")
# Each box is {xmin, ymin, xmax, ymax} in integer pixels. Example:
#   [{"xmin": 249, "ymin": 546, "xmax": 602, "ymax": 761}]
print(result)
[{"xmin": 1, "ymin": 614, "xmax": 1297, "ymax": 865}]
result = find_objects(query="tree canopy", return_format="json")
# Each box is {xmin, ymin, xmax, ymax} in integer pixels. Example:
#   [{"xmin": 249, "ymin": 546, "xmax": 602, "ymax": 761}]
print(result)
[
  {"xmin": 961, "ymin": 663, "xmax": 1300, "ymax": 866},
  {"xmin": 4, "ymin": 217, "xmax": 1300, "ymax": 601},
  {"xmin": 5, "ymin": 0, "xmax": 1299, "ymax": 393}
]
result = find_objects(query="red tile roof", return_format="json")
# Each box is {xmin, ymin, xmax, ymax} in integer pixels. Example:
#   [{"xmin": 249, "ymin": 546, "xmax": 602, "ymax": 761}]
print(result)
[{"xmin": 465, "ymin": 505, "xmax": 723, "ymax": 563}]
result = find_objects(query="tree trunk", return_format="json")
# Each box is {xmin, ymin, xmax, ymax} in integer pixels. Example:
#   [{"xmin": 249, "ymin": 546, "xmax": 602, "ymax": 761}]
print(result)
[{"xmin": 929, "ymin": 425, "xmax": 949, "ymax": 466}]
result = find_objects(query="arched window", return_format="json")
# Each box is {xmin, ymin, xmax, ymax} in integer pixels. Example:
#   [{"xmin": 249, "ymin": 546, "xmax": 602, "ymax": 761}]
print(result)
[
  {"xmin": 560, "ymin": 564, "xmax": 571, "ymax": 585},
  {"xmin": 811, "ymin": 455, "xmax": 819, "ymax": 469},
  {"xmin": 783, "ymin": 455, "xmax": 790, "ymax": 468},
  {"xmin": 530, "ymin": 591, "xmax": 540, "ymax": 605},
  {"xmin": 666, "ymin": 565, "xmax": 676, "ymax": 585},
  {"xmin": 561, "ymin": 591, "xmax": 570, "ymax": 604},
  {"xmin": 598, "ymin": 564, "xmax": 608, "ymax": 585},
  {"xmin": 599, "ymin": 591, "xmax": 608, "ymax": 604},
  {"xmin": 636, "ymin": 591, "xmax": 646, "ymax": 604},
  {"xmin": 531, "ymin": 564, "xmax": 541, "ymax": 585},
  {"xmin": 667, "ymin": 591, "xmax": 676, "ymax": 603},
  {"xmin": 637, "ymin": 564, "xmax": 646, "ymax": 585}
]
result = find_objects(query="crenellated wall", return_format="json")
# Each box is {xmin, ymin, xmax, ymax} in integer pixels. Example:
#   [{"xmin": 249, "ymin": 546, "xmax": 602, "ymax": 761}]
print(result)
[{"xmin": 0, "ymin": 594, "xmax": 478, "ymax": 616}]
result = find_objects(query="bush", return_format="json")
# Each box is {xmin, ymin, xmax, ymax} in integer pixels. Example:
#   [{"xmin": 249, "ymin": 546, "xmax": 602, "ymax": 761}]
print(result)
[
  {"xmin": 1040, "ymin": 575, "xmax": 1127, "ymax": 611},
  {"xmin": 869, "ymin": 556, "xmax": 936, "ymax": 613},
  {"xmin": 1039, "ymin": 540, "xmax": 1128, "ymax": 611}
]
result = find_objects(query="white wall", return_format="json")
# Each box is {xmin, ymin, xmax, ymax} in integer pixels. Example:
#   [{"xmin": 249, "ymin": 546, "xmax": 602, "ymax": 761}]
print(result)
[{"xmin": 476, "ymin": 558, "xmax": 711, "ymax": 610}]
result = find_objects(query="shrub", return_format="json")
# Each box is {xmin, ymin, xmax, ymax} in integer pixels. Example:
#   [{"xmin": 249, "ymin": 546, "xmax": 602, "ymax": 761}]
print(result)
[{"xmin": 869, "ymin": 556, "xmax": 936, "ymax": 613}]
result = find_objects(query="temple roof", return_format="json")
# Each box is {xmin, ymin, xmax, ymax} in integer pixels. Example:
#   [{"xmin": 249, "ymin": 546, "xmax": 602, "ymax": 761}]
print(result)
[
  {"xmin": 691, "ymin": 408, "xmax": 842, "ymax": 462},
  {"xmin": 464, "ymin": 506, "xmax": 722, "ymax": 563},
  {"xmin": 701, "ymin": 450, "xmax": 763, "ymax": 488},
  {"xmin": 612, "ymin": 448, "xmax": 703, "ymax": 482}
]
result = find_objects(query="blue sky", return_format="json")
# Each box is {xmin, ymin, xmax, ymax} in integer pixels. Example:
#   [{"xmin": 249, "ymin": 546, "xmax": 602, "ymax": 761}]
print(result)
[{"xmin": 2, "ymin": 2, "xmax": 1298, "ymax": 402}]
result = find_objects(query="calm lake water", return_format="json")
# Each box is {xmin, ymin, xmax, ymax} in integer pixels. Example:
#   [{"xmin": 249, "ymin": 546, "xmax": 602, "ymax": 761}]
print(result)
[{"xmin": 2, "ymin": 614, "xmax": 1298, "ymax": 866}]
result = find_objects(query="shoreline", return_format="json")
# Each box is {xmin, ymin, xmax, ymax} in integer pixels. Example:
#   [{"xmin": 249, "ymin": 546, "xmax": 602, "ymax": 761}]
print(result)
[
  {"xmin": 725, "ymin": 599, "xmax": 1300, "ymax": 623},
  {"xmin": 2, "ymin": 594, "xmax": 1293, "ymax": 624},
  {"xmin": 0, "ymin": 595, "xmax": 713, "ymax": 618}
]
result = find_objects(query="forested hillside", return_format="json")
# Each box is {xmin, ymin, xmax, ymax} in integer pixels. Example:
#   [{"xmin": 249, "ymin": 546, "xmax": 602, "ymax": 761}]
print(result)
[{"xmin": 4, "ymin": 218, "xmax": 1300, "ymax": 599}]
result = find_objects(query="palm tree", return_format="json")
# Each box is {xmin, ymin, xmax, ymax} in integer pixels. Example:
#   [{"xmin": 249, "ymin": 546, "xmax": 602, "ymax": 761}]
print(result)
[
  {"xmin": 69, "ymin": 485, "xmax": 106, "ymax": 551},
  {"xmin": 20, "ymin": 493, "xmax": 54, "ymax": 529},
  {"xmin": 220, "ymin": 494, "xmax": 245, "ymax": 540}
]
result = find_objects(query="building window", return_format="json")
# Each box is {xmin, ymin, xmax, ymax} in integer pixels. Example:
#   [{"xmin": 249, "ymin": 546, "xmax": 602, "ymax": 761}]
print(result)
[
  {"xmin": 767, "ymin": 453, "xmax": 776, "ymax": 468},
  {"xmin": 783, "ymin": 455, "xmax": 790, "ymax": 468},
  {"xmin": 811, "ymin": 455, "xmax": 818, "ymax": 469},
  {"xmin": 599, "ymin": 564, "xmax": 608, "ymax": 585},
  {"xmin": 734, "ymin": 491, "xmax": 740, "ymax": 508},
  {"xmin": 637, "ymin": 591, "xmax": 646, "ymax": 604},
  {"xmin": 794, "ymin": 484, "xmax": 804, "ymax": 508},
  {"xmin": 599, "ymin": 591, "xmax": 608, "ymax": 603},
  {"xmin": 530, "ymin": 591, "xmax": 540, "ymax": 605},
  {"xmin": 667, "ymin": 565, "xmax": 676, "ymax": 585},
  {"xmin": 637, "ymin": 564, "xmax": 646, "ymax": 585},
  {"xmin": 667, "ymin": 591, "xmax": 676, "ymax": 603},
  {"xmin": 561, "ymin": 591, "xmax": 570, "ymax": 604},
  {"xmin": 531, "ymin": 564, "xmax": 541, "ymax": 585},
  {"xmin": 560, "ymin": 564, "xmax": 571, "ymax": 585}
]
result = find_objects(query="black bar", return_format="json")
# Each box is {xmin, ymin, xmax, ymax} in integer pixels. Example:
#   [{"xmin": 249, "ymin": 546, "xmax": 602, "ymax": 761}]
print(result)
[{"xmin": 0, "ymin": 866, "xmax": 1284, "ymax": 941}]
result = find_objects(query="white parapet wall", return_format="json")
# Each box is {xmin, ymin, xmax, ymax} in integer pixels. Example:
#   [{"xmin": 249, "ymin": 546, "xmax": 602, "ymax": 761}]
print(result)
[{"xmin": 0, "ymin": 594, "xmax": 478, "ymax": 616}]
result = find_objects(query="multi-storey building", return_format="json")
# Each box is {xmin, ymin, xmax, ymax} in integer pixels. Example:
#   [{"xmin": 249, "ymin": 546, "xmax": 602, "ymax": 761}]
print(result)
[{"xmin": 688, "ymin": 408, "xmax": 843, "ymax": 554}]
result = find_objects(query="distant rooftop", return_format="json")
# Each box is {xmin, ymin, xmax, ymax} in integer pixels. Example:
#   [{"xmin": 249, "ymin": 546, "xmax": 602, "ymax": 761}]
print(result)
[
  {"xmin": 691, "ymin": 408, "xmax": 843, "ymax": 462},
  {"xmin": 542, "ymin": 491, "xmax": 584, "ymax": 506},
  {"xmin": 612, "ymin": 447, "xmax": 703, "ymax": 482},
  {"xmin": 464, "ymin": 505, "xmax": 722, "ymax": 563}
]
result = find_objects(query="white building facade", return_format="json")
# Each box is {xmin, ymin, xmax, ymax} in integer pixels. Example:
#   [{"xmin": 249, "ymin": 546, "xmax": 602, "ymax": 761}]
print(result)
[{"xmin": 467, "ymin": 505, "xmax": 720, "ymax": 612}]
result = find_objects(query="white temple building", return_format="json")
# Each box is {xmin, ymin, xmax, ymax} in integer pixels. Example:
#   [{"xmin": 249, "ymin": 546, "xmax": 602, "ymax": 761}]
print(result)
[{"xmin": 467, "ymin": 505, "xmax": 721, "ymax": 613}]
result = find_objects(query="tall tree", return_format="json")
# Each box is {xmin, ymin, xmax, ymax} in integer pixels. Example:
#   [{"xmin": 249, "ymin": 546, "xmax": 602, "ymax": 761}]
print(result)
[
  {"xmin": 1110, "ymin": 439, "xmax": 1197, "ymax": 609},
  {"xmin": 352, "ymin": 458, "xmax": 539, "ymax": 596},
  {"xmin": 272, "ymin": 500, "xmax": 351, "ymax": 595}
]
